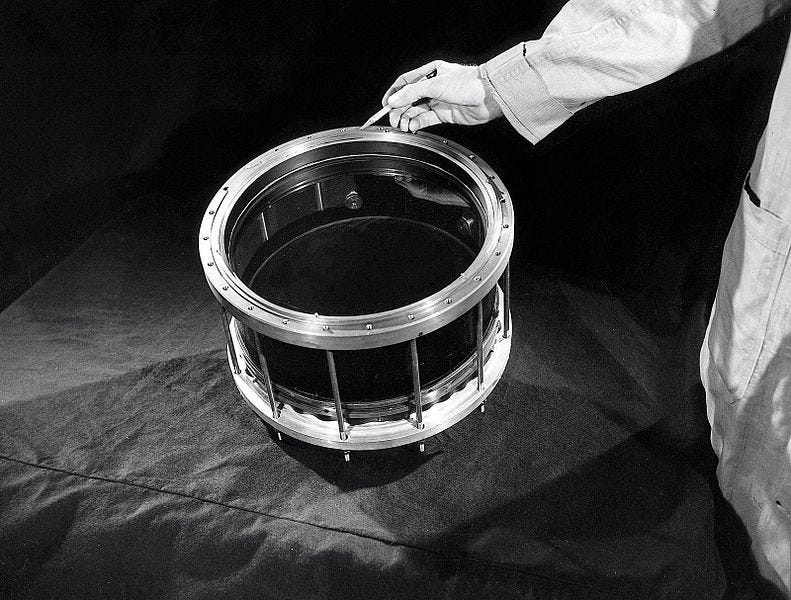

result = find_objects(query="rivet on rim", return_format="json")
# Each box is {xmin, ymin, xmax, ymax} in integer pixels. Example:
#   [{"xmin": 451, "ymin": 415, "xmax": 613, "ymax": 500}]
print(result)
[
  {"xmin": 222, "ymin": 285, "xmax": 228, "ymax": 291},
  {"xmin": 445, "ymin": 298, "xmax": 453, "ymax": 304},
  {"xmin": 207, "ymin": 262, "xmax": 214, "ymax": 267},
  {"xmin": 495, "ymin": 251, "xmax": 502, "ymax": 256},
  {"xmin": 469, "ymin": 154, "xmax": 475, "ymax": 159},
  {"xmin": 208, "ymin": 210, "xmax": 215, "ymax": 215},
  {"xmin": 474, "ymin": 276, "xmax": 482, "ymax": 281},
  {"xmin": 247, "ymin": 305, "xmax": 253, "ymax": 311},
  {"xmin": 282, "ymin": 319, "xmax": 289, "ymax": 325},
  {"xmin": 503, "ymin": 224, "xmax": 509, "ymax": 229},
  {"xmin": 322, "ymin": 325, "xmax": 329, "ymax": 331},
  {"xmin": 407, "ymin": 313, "xmax": 415, "ymax": 320},
  {"xmin": 366, "ymin": 323, "xmax": 373, "ymax": 330},
  {"xmin": 202, "ymin": 236, "xmax": 209, "ymax": 240}
]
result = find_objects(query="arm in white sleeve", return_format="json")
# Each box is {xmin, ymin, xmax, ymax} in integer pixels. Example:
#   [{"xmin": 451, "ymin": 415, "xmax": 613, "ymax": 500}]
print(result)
[{"xmin": 481, "ymin": 0, "xmax": 789, "ymax": 143}]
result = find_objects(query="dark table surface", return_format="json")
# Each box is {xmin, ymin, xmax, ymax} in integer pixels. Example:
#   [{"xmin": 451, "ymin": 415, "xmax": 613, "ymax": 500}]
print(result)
[{"xmin": 0, "ymin": 202, "xmax": 725, "ymax": 600}]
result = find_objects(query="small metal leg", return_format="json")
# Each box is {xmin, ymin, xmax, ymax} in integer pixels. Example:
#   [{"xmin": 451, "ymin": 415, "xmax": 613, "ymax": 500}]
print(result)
[
  {"xmin": 276, "ymin": 431, "xmax": 282, "ymax": 441},
  {"xmin": 418, "ymin": 442, "xmax": 425, "ymax": 453},
  {"xmin": 326, "ymin": 351, "xmax": 348, "ymax": 440},
  {"xmin": 344, "ymin": 451, "xmax": 351, "ymax": 463},
  {"xmin": 479, "ymin": 403, "xmax": 486, "ymax": 413}
]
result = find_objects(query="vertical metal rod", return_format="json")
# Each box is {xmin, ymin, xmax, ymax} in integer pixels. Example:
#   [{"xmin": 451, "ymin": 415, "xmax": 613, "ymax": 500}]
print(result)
[
  {"xmin": 476, "ymin": 301, "xmax": 484, "ymax": 391},
  {"xmin": 220, "ymin": 311, "xmax": 241, "ymax": 374},
  {"xmin": 326, "ymin": 351, "xmax": 348, "ymax": 440},
  {"xmin": 259, "ymin": 212, "xmax": 269, "ymax": 240},
  {"xmin": 503, "ymin": 263, "xmax": 511, "ymax": 339},
  {"xmin": 253, "ymin": 332, "xmax": 278, "ymax": 418},
  {"xmin": 409, "ymin": 339, "xmax": 424, "ymax": 429},
  {"xmin": 315, "ymin": 182, "xmax": 324, "ymax": 211}
]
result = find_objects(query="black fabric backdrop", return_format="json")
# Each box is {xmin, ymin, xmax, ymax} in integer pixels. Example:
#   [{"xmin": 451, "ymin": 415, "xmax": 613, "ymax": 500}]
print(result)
[
  {"xmin": 1, "ymin": 210, "xmax": 724, "ymax": 599},
  {"xmin": 2, "ymin": 2, "xmax": 791, "ymax": 598}
]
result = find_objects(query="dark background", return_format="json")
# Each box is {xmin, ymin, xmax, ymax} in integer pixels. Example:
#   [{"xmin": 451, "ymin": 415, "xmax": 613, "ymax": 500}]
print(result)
[
  {"xmin": 2, "ymin": 1, "xmax": 789, "ymax": 596},
  {"xmin": 3, "ymin": 0, "xmax": 788, "ymax": 323}
]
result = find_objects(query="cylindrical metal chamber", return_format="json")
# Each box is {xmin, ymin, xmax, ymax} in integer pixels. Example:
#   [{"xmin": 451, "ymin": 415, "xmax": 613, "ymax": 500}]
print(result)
[{"xmin": 200, "ymin": 127, "xmax": 514, "ymax": 450}]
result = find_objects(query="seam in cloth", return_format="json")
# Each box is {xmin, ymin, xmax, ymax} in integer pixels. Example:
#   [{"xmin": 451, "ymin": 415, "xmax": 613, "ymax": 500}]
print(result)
[{"xmin": 0, "ymin": 453, "xmax": 636, "ymax": 599}]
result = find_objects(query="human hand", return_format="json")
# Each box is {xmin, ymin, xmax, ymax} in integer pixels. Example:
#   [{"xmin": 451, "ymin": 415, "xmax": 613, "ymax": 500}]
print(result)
[{"xmin": 382, "ymin": 60, "xmax": 503, "ymax": 132}]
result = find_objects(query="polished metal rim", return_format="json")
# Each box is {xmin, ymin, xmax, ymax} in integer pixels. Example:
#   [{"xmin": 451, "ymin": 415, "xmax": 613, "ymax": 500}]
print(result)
[{"xmin": 199, "ymin": 126, "xmax": 514, "ymax": 351}]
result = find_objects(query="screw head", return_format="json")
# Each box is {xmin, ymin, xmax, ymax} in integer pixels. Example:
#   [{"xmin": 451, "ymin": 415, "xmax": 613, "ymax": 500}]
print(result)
[
  {"xmin": 365, "ymin": 323, "xmax": 373, "ymax": 331},
  {"xmin": 444, "ymin": 298, "xmax": 453, "ymax": 304},
  {"xmin": 202, "ymin": 236, "xmax": 209, "ymax": 240},
  {"xmin": 322, "ymin": 325, "xmax": 329, "ymax": 331},
  {"xmin": 495, "ymin": 251, "xmax": 502, "ymax": 256},
  {"xmin": 222, "ymin": 285, "xmax": 228, "ymax": 291},
  {"xmin": 468, "ymin": 154, "xmax": 475, "ymax": 159},
  {"xmin": 474, "ymin": 276, "xmax": 482, "ymax": 281},
  {"xmin": 407, "ymin": 313, "xmax": 414, "ymax": 320},
  {"xmin": 247, "ymin": 305, "xmax": 253, "ymax": 311},
  {"xmin": 207, "ymin": 262, "xmax": 214, "ymax": 267},
  {"xmin": 503, "ymin": 223, "xmax": 509, "ymax": 229},
  {"xmin": 282, "ymin": 319, "xmax": 289, "ymax": 325},
  {"xmin": 208, "ymin": 210, "xmax": 215, "ymax": 215}
]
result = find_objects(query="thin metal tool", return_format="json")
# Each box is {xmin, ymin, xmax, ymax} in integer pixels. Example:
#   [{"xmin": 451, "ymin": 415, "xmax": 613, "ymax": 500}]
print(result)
[{"xmin": 360, "ymin": 68, "xmax": 438, "ymax": 130}]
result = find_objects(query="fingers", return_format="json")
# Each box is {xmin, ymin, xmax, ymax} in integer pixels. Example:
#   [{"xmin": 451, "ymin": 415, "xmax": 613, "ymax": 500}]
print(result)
[
  {"xmin": 404, "ymin": 110, "xmax": 442, "ymax": 133},
  {"xmin": 381, "ymin": 60, "xmax": 443, "ymax": 107},
  {"xmin": 387, "ymin": 78, "xmax": 442, "ymax": 109},
  {"xmin": 408, "ymin": 111, "xmax": 442, "ymax": 132},
  {"xmin": 389, "ymin": 104, "xmax": 430, "ymax": 130}
]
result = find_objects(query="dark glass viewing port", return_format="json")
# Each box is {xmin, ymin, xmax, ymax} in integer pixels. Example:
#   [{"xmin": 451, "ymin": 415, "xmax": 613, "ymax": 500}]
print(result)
[{"xmin": 228, "ymin": 152, "xmax": 497, "ymax": 412}]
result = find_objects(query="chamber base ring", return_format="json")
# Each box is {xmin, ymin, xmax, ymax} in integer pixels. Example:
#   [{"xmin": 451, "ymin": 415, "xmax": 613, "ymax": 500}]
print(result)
[{"xmin": 227, "ymin": 310, "xmax": 511, "ymax": 451}]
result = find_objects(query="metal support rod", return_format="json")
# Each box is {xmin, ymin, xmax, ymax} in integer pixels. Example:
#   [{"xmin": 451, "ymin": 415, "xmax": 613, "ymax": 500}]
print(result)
[
  {"xmin": 220, "ymin": 311, "xmax": 241, "ymax": 374},
  {"xmin": 253, "ymin": 332, "xmax": 279, "ymax": 418},
  {"xmin": 259, "ymin": 212, "xmax": 269, "ymax": 241},
  {"xmin": 326, "ymin": 351, "xmax": 348, "ymax": 440},
  {"xmin": 409, "ymin": 339, "xmax": 424, "ymax": 429},
  {"xmin": 476, "ymin": 301, "xmax": 484, "ymax": 391},
  {"xmin": 502, "ymin": 263, "xmax": 511, "ymax": 339},
  {"xmin": 315, "ymin": 182, "xmax": 324, "ymax": 211}
]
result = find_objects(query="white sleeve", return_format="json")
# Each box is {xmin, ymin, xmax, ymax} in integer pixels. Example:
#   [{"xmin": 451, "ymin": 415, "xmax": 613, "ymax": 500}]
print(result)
[{"xmin": 481, "ymin": 0, "xmax": 788, "ymax": 143}]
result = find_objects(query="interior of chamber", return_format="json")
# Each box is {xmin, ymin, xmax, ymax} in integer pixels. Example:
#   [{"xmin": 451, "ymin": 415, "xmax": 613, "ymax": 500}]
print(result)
[{"xmin": 227, "ymin": 152, "xmax": 485, "ymax": 315}]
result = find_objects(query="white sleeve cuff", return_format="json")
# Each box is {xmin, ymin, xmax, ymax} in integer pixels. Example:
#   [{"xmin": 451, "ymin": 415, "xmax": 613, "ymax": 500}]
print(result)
[{"xmin": 481, "ymin": 44, "xmax": 573, "ymax": 144}]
